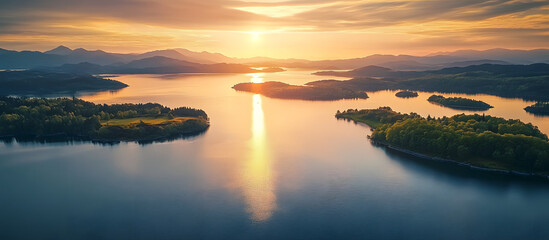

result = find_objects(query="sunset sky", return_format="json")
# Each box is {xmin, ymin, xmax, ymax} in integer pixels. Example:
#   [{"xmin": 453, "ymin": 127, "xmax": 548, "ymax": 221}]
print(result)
[{"xmin": 0, "ymin": 0, "xmax": 548, "ymax": 59}]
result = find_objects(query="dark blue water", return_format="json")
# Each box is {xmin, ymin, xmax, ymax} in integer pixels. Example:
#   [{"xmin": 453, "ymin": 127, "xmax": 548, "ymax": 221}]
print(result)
[{"xmin": 1, "ymin": 72, "xmax": 548, "ymax": 240}]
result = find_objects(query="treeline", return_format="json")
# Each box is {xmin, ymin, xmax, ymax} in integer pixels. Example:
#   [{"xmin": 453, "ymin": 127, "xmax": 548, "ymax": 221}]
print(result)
[
  {"xmin": 0, "ymin": 97, "xmax": 209, "ymax": 140},
  {"xmin": 336, "ymin": 107, "xmax": 415, "ymax": 128},
  {"xmin": 525, "ymin": 102, "xmax": 549, "ymax": 116},
  {"xmin": 96, "ymin": 119, "xmax": 208, "ymax": 141},
  {"xmin": 427, "ymin": 95, "xmax": 493, "ymax": 110},
  {"xmin": 337, "ymin": 107, "xmax": 549, "ymax": 173}
]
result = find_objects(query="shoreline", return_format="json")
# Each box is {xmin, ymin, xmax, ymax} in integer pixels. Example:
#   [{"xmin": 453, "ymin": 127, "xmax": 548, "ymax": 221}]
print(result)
[
  {"xmin": 370, "ymin": 139, "xmax": 549, "ymax": 180},
  {"xmin": 338, "ymin": 113, "xmax": 549, "ymax": 181},
  {"xmin": 0, "ymin": 126, "xmax": 209, "ymax": 144},
  {"xmin": 428, "ymin": 101, "xmax": 493, "ymax": 111}
]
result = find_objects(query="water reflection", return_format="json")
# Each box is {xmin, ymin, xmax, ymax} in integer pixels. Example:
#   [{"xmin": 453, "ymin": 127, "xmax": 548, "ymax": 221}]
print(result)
[
  {"xmin": 241, "ymin": 94, "xmax": 277, "ymax": 222},
  {"xmin": 8, "ymin": 89, "xmax": 125, "ymax": 99},
  {"xmin": 248, "ymin": 73, "xmax": 264, "ymax": 83}
]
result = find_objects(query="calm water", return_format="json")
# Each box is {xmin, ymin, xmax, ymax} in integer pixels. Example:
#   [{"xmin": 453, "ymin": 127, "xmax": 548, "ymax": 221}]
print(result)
[{"xmin": 1, "ymin": 70, "xmax": 549, "ymax": 240}]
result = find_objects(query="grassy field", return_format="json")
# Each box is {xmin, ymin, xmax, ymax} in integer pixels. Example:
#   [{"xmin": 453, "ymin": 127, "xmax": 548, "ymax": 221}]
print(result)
[{"xmin": 101, "ymin": 116, "xmax": 196, "ymax": 126}]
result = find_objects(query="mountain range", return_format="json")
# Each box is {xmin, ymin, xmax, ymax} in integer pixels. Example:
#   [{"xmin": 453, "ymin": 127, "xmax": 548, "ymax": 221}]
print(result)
[
  {"xmin": 1, "ymin": 45, "xmax": 548, "ymax": 71},
  {"xmin": 43, "ymin": 56, "xmax": 284, "ymax": 74}
]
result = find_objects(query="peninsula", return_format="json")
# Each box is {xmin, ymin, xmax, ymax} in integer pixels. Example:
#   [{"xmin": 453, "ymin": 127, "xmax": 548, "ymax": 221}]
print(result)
[
  {"xmin": 525, "ymin": 102, "xmax": 549, "ymax": 116},
  {"xmin": 336, "ymin": 107, "xmax": 549, "ymax": 175}
]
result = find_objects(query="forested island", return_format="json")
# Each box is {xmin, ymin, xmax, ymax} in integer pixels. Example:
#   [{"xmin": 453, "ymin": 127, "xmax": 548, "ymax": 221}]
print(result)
[
  {"xmin": 427, "ymin": 95, "xmax": 493, "ymax": 110},
  {"xmin": 233, "ymin": 81, "xmax": 368, "ymax": 100},
  {"xmin": 0, "ymin": 97, "xmax": 209, "ymax": 142},
  {"xmin": 310, "ymin": 63, "xmax": 549, "ymax": 101},
  {"xmin": 395, "ymin": 90, "xmax": 418, "ymax": 98},
  {"xmin": 525, "ymin": 102, "xmax": 549, "ymax": 116},
  {"xmin": 0, "ymin": 70, "xmax": 128, "ymax": 96},
  {"xmin": 336, "ymin": 107, "xmax": 549, "ymax": 176}
]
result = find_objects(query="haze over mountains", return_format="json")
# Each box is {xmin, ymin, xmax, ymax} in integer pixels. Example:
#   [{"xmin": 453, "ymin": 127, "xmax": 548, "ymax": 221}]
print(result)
[
  {"xmin": 1, "ymin": 46, "xmax": 548, "ymax": 71},
  {"xmin": 46, "ymin": 57, "xmax": 284, "ymax": 74}
]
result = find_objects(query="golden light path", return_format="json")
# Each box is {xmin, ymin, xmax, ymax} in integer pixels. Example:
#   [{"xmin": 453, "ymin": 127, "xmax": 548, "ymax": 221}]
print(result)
[
  {"xmin": 248, "ymin": 72, "xmax": 264, "ymax": 83},
  {"xmin": 241, "ymin": 93, "xmax": 277, "ymax": 222}
]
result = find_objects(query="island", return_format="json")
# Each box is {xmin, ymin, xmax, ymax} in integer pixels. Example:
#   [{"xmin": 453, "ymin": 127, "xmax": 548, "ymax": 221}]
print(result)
[
  {"xmin": 336, "ymin": 107, "xmax": 549, "ymax": 176},
  {"xmin": 232, "ymin": 81, "xmax": 368, "ymax": 100},
  {"xmin": 0, "ymin": 97, "xmax": 209, "ymax": 142},
  {"xmin": 427, "ymin": 95, "xmax": 493, "ymax": 110},
  {"xmin": 0, "ymin": 70, "xmax": 128, "ymax": 96},
  {"xmin": 525, "ymin": 102, "xmax": 549, "ymax": 116},
  {"xmin": 395, "ymin": 90, "xmax": 418, "ymax": 98}
]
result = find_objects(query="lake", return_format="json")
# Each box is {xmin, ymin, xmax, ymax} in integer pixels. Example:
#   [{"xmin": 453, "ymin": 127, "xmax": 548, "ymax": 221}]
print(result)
[{"xmin": 1, "ymin": 70, "xmax": 549, "ymax": 240}]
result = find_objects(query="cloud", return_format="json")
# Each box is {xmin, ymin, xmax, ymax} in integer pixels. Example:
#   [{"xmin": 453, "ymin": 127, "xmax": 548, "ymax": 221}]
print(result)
[
  {"xmin": 0, "ymin": 0, "xmax": 547, "ymax": 56},
  {"xmin": 0, "ymin": 0, "xmax": 277, "ymax": 30},
  {"xmin": 289, "ymin": 0, "xmax": 549, "ymax": 30},
  {"xmin": 2, "ymin": 0, "xmax": 547, "ymax": 31}
]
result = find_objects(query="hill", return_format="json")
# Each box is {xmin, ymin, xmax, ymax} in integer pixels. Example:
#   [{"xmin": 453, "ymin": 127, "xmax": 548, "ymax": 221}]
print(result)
[
  {"xmin": 43, "ymin": 56, "xmax": 284, "ymax": 74},
  {"xmin": 0, "ymin": 70, "xmax": 128, "ymax": 96},
  {"xmin": 336, "ymin": 107, "xmax": 549, "ymax": 175},
  {"xmin": 308, "ymin": 63, "xmax": 549, "ymax": 101},
  {"xmin": 0, "ymin": 97, "xmax": 209, "ymax": 143},
  {"xmin": 1, "ymin": 46, "xmax": 548, "ymax": 71}
]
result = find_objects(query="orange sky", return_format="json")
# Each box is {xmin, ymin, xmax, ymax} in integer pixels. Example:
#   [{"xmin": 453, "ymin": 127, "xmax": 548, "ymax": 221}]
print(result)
[{"xmin": 0, "ymin": 0, "xmax": 547, "ymax": 59}]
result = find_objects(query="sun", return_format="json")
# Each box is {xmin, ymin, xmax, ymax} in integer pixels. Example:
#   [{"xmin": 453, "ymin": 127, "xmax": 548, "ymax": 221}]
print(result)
[{"xmin": 250, "ymin": 32, "xmax": 261, "ymax": 42}]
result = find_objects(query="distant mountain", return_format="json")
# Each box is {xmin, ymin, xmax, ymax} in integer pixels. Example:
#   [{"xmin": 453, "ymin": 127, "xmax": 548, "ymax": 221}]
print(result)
[
  {"xmin": 174, "ymin": 48, "xmax": 234, "ymax": 64},
  {"xmin": 1, "ymin": 46, "xmax": 548, "ymax": 71},
  {"xmin": 0, "ymin": 46, "xmax": 246, "ymax": 69},
  {"xmin": 314, "ymin": 65, "xmax": 394, "ymax": 78},
  {"xmin": 441, "ymin": 59, "xmax": 510, "ymax": 68},
  {"xmin": 123, "ymin": 56, "xmax": 199, "ymax": 69},
  {"xmin": 243, "ymin": 54, "xmax": 470, "ymax": 70},
  {"xmin": 44, "ymin": 45, "xmax": 72, "ymax": 55},
  {"xmin": 0, "ymin": 46, "xmax": 130, "ymax": 68},
  {"xmin": 374, "ymin": 60, "xmax": 434, "ymax": 71},
  {"xmin": 428, "ymin": 48, "xmax": 549, "ymax": 64},
  {"xmin": 291, "ymin": 54, "xmax": 514, "ymax": 70},
  {"xmin": 240, "ymin": 49, "xmax": 548, "ymax": 70},
  {"xmin": 429, "ymin": 63, "xmax": 549, "ymax": 77},
  {"xmin": 43, "ymin": 56, "xmax": 284, "ymax": 74},
  {"xmin": 430, "ymin": 48, "xmax": 549, "ymax": 64},
  {"xmin": 63, "ymin": 48, "xmax": 130, "ymax": 65},
  {"xmin": 137, "ymin": 49, "xmax": 186, "ymax": 61},
  {"xmin": 136, "ymin": 49, "xmax": 215, "ymax": 64},
  {"xmin": 0, "ymin": 49, "xmax": 67, "ymax": 69}
]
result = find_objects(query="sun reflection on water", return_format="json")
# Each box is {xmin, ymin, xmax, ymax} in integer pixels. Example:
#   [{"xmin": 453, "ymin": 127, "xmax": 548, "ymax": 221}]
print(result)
[
  {"xmin": 248, "ymin": 73, "xmax": 264, "ymax": 83},
  {"xmin": 241, "ymin": 94, "xmax": 276, "ymax": 222}
]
